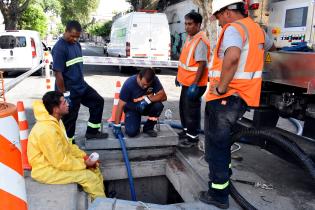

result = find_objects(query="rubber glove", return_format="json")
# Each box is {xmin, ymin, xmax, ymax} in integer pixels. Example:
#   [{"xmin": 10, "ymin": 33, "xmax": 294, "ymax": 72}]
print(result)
[
  {"xmin": 137, "ymin": 96, "xmax": 151, "ymax": 113},
  {"xmin": 175, "ymin": 76, "xmax": 181, "ymax": 87},
  {"xmin": 187, "ymin": 84, "xmax": 199, "ymax": 100},
  {"xmin": 113, "ymin": 123, "xmax": 124, "ymax": 139}
]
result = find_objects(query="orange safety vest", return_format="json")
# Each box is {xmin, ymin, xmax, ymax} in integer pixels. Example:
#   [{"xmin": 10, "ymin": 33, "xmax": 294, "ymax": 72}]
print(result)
[
  {"xmin": 206, "ymin": 17, "xmax": 265, "ymax": 107},
  {"xmin": 177, "ymin": 31, "xmax": 210, "ymax": 87}
]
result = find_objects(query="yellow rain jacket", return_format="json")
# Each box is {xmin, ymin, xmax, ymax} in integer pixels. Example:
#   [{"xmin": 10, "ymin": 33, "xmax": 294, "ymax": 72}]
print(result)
[{"xmin": 28, "ymin": 100, "xmax": 105, "ymax": 199}]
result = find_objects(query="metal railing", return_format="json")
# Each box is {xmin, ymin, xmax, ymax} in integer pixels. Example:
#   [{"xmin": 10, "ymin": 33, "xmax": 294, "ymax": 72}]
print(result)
[{"xmin": 3, "ymin": 63, "xmax": 44, "ymax": 94}]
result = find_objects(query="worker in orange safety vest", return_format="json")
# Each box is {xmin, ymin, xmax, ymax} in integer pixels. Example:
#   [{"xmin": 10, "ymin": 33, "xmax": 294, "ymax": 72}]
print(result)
[
  {"xmin": 198, "ymin": 0, "xmax": 276, "ymax": 209},
  {"xmin": 176, "ymin": 11, "xmax": 210, "ymax": 148}
]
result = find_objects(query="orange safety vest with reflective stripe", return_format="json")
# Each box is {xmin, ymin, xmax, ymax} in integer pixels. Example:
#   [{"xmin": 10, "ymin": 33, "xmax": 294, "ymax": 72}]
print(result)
[
  {"xmin": 206, "ymin": 17, "xmax": 265, "ymax": 107},
  {"xmin": 177, "ymin": 31, "xmax": 210, "ymax": 87}
]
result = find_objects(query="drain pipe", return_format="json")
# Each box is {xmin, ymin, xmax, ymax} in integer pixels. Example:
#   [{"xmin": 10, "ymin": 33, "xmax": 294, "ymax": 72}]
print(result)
[
  {"xmin": 117, "ymin": 134, "xmax": 137, "ymax": 201},
  {"xmin": 289, "ymin": 118, "xmax": 303, "ymax": 136}
]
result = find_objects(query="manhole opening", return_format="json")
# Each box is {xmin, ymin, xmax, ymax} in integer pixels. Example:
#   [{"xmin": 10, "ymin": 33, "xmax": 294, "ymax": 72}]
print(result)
[{"xmin": 104, "ymin": 176, "xmax": 184, "ymax": 204}]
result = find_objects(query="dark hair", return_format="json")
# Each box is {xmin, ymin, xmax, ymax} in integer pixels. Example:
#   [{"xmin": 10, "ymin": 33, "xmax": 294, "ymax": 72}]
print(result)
[
  {"xmin": 185, "ymin": 12, "xmax": 203, "ymax": 24},
  {"xmin": 42, "ymin": 91, "xmax": 64, "ymax": 115},
  {"xmin": 139, "ymin": 68, "xmax": 156, "ymax": 83},
  {"xmin": 66, "ymin": 20, "xmax": 82, "ymax": 32}
]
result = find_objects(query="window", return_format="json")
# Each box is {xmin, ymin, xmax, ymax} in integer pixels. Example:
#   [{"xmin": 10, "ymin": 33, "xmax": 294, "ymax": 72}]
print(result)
[
  {"xmin": 0, "ymin": 35, "xmax": 27, "ymax": 49},
  {"xmin": 285, "ymin": 7, "xmax": 308, "ymax": 28}
]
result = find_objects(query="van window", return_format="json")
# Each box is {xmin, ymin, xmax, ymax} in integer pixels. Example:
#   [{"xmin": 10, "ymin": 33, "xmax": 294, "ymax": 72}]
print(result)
[{"xmin": 0, "ymin": 35, "xmax": 27, "ymax": 49}]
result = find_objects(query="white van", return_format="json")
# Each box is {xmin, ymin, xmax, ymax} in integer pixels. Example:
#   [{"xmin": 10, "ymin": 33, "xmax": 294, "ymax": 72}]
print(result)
[
  {"xmin": 107, "ymin": 11, "xmax": 171, "ymax": 61},
  {"xmin": 0, "ymin": 30, "xmax": 45, "ymax": 72}
]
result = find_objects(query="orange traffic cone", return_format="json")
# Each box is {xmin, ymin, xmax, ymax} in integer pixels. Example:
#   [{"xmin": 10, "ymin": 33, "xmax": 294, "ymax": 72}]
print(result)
[
  {"xmin": 17, "ymin": 101, "xmax": 31, "ymax": 170},
  {"xmin": 0, "ymin": 102, "xmax": 28, "ymax": 210},
  {"xmin": 108, "ymin": 81, "xmax": 125, "ymax": 123}
]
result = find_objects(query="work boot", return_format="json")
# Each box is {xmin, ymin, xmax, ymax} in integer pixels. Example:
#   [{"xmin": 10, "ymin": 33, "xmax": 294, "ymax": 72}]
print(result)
[
  {"xmin": 143, "ymin": 129, "xmax": 158, "ymax": 137},
  {"xmin": 177, "ymin": 130, "xmax": 187, "ymax": 139},
  {"xmin": 178, "ymin": 135, "xmax": 199, "ymax": 148},
  {"xmin": 85, "ymin": 131, "xmax": 108, "ymax": 140},
  {"xmin": 178, "ymin": 139, "xmax": 198, "ymax": 148},
  {"xmin": 199, "ymin": 191, "xmax": 229, "ymax": 209}
]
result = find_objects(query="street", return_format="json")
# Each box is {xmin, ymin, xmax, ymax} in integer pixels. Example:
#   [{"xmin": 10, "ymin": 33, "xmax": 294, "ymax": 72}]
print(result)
[{"xmin": 4, "ymin": 43, "xmax": 180, "ymax": 128}]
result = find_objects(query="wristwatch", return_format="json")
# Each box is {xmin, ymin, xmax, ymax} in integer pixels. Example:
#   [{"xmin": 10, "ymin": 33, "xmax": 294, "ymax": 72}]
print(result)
[{"xmin": 216, "ymin": 87, "xmax": 226, "ymax": 95}]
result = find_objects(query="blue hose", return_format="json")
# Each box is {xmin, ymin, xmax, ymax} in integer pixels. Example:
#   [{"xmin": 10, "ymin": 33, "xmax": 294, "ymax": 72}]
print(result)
[{"xmin": 117, "ymin": 134, "xmax": 137, "ymax": 201}]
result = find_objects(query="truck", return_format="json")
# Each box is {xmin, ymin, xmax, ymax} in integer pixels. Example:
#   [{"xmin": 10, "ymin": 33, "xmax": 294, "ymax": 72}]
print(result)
[
  {"xmin": 0, "ymin": 30, "xmax": 45, "ymax": 73},
  {"xmin": 256, "ymin": 0, "xmax": 315, "ymax": 139},
  {"xmin": 107, "ymin": 11, "xmax": 171, "ymax": 62}
]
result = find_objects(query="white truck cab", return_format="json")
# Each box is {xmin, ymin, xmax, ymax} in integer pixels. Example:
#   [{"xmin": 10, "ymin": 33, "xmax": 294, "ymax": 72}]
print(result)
[
  {"xmin": 107, "ymin": 11, "xmax": 171, "ymax": 61},
  {"xmin": 0, "ymin": 30, "xmax": 45, "ymax": 72}
]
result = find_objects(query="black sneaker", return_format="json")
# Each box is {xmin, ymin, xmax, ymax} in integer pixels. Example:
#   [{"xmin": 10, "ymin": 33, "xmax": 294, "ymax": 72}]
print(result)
[
  {"xmin": 177, "ymin": 130, "xmax": 187, "ymax": 139},
  {"xmin": 85, "ymin": 131, "xmax": 109, "ymax": 140},
  {"xmin": 199, "ymin": 191, "xmax": 229, "ymax": 209},
  {"xmin": 143, "ymin": 129, "xmax": 158, "ymax": 137},
  {"xmin": 178, "ymin": 139, "xmax": 198, "ymax": 148}
]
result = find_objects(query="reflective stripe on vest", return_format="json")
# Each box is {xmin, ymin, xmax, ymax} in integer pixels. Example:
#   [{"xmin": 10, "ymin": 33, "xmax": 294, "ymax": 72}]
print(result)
[
  {"xmin": 209, "ymin": 70, "xmax": 262, "ymax": 79},
  {"xmin": 211, "ymin": 180, "xmax": 229, "ymax": 190},
  {"xmin": 186, "ymin": 37, "xmax": 202, "ymax": 67},
  {"xmin": 66, "ymin": 57, "xmax": 84, "ymax": 67},
  {"xmin": 178, "ymin": 61, "xmax": 199, "ymax": 72}
]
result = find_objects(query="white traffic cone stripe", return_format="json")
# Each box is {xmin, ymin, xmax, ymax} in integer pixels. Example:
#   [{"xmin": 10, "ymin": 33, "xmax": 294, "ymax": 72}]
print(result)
[
  {"xmin": 0, "ymin": 116, "xmax": 21, "ymax": 151},
  {"xmin": 114, "ymin": 99, "xmax": 119, "ymax": 106},
  {"xmin": 0, "ymin": 163, "xmax": 27, "ymax": 202},
  {"xmin": 17, "ymin": 112, "xmax": 27, "ymax": 122},
  {"xmin": 116, "ymin": 87, "xmax": 121, "ymax": 93},
  {"xmin": 19, "ymin": 130, "xmax": 29, "ymax": 141}
]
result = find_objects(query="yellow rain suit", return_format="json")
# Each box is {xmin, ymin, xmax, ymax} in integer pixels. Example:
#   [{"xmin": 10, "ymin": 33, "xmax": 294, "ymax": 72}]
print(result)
[{"xmin": 28, "ymin": 100, "xmax": 105, "ymax": 200}]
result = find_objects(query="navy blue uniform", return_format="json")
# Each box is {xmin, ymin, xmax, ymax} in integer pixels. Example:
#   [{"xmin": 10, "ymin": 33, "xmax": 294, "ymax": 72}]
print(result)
[
  {"xmin": 52, "ymin": 38, "xmax": 104, "ymax": 140},
  {"xmin": 120, "ymin": 75, "xmax": 164, "ymax": 137}
]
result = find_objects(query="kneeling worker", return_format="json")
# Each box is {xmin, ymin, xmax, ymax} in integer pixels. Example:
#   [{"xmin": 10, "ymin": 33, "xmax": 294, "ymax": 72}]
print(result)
[
  {"xmin": 113, "ymin": 68, "xmax": 167, "ymax": 138},
  {"xmin": 28, "ymin": 91, "xmax": 105, "ymax": 200}
]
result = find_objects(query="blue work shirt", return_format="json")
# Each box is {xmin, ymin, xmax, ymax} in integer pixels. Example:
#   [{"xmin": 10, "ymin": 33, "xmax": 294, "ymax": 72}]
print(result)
[
  {"xmin": 52, "ymin": 38, "xmax": 87, "ymax": 96},
  {"xmin": 120, "ymin": 75, "xmax": 163, "ymax": 104}
]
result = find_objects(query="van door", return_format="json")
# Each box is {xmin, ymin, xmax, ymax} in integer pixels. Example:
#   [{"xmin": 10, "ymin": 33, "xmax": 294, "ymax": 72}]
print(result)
[
  {"xmin": 0, "ymin": 35, "xmax": 32, "ymax": 70},
  {"xmin": 149, "ymin": 14, "xmax": 171, "ymax": 61},
  {"xmin": 129, "ymin": 14, "xmax": 151, "ymax": 58}
]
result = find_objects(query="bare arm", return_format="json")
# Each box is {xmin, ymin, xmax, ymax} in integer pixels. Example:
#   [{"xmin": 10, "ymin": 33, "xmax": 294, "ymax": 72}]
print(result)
[
  {"xmin": 55, "ymin": 71, "xmax": 66, "ymax": 93},
  {"xmin": 214, "ymin": 47, "xmax": 241, "ymax": 94},
  {"xmin": 193, "ymin": 61, "xmax": 207, "ymax": 84},
  {"xmin": 148, "ymin": 89, "xmax": 167, "ymax": 102},
  {"xmin": 114, "ymin": 100, "xmax": 126, "ymax": 124}
]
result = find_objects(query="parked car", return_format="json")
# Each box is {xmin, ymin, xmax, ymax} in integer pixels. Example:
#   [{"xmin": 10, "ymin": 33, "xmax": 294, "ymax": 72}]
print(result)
[
  {"xmin": 0, "ymin": 30, "xmax": 45, "ymax": 73},
  {"xmin": 107, "ymin": 11, "xmax": 171, "ymax": 61}
]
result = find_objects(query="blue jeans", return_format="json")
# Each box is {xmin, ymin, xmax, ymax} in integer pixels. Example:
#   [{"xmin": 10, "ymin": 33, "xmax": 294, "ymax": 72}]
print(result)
[
  {"xmin": 124, "ymin": 102, "xmax": 164, "ymax": 137},
  {"xmin": 204, "ymin": 96, "xmax": 247, "ymax": 202}
]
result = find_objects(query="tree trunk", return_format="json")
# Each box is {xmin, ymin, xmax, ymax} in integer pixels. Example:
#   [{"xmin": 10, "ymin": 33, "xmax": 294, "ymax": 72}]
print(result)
[
  {"xmin": 4, "ymin": 13, "xmax": 18, "ymax": 30},
  {"xmin": 0, "ymin": 0, "xmax": 31, "ymax": 30},
  {"xmin": 192, "ymin": 0, "xmax": 217, "ymax": 53}
]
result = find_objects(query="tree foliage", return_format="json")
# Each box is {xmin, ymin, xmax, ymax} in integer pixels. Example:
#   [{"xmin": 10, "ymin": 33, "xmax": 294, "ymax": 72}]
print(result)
[
  {"xmin": 60, "ymin": 0, "xmax": 100, "ymax": 26},
  {"xmin": 36, "ymin": 0, "xmax": 61, "ymax": 15},
  {"xmin": 19, "ymin": 4, "xmax": 48, "ymax": 37},
  {"xmin": 87, "ymin": 21, "xmax": 112, "ymax": 37},
  {"xmin": 126, "ymin": 0, "xmax": 152, "ymax": 11},
  {"xmin": 0, "ymin": 0, "xmax": 32, "ymax": 30}
]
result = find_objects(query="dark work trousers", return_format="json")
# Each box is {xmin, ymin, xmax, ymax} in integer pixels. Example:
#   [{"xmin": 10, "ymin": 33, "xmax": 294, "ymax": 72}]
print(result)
[
  {"xmin": 62, "ymin": 84, "xmax": 104, "ymax": 139},
  {"xmin": 179, "ymin": 85, "xmax": 207, "ymax": 140},
  {"xmin": 124, "ymin": 102, "xmax": 164, "ymax": 137},
  {"xmin": 204, "ymin": 96, "xmax": 247, "ymax": 203}
]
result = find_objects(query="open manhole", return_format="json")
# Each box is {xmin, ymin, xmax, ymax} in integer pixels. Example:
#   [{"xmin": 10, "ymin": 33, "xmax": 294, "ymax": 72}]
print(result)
[{"xmin": 104, "ymin": 176, "xmax": 184, "ymax": 204}]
